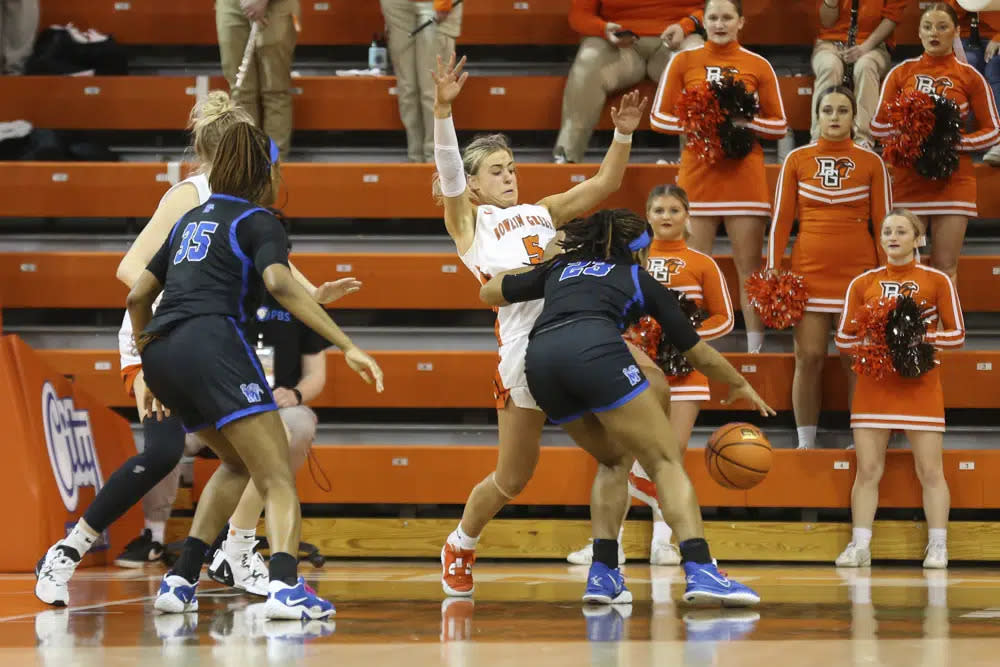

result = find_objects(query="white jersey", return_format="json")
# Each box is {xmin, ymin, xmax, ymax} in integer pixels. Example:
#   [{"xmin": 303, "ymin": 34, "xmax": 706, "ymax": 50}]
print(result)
[
  {"xmin": 460, "ymin": 203, "xmax": 556, "ymax": 408},
  {"xmin": 118, "ymin": 173, "xmax": 212, "ymax": 370}
]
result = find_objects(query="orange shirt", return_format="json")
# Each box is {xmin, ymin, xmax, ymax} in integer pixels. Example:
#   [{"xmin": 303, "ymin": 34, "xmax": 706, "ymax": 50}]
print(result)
[
  {"xmin": 651, "ymin": 40, "xmax": 788, "ymax": 140},
  {"xmin": 947, "ymin": 1, "xmax": 1000, "ymax": 41},
  {"xmin": 569, "ymin": 0, "xmax": 704, "ymax": 38},
  {"xmin": 817, "ymin": 0, "xmax": 908, "ymax": 49},
  {"xmin": 768, "ymin": 138, "xmax": 891, "ymax": 270},
  {"xmin": 835, "ymin": 260, "xmax": 965, "ymax": 352},
  {"xmin": 647, "ymin": 238, "xmax": 734, "ymax": 340},
  {"xmin": 872, "ymin": 52, "xmax": 1000, "ymax": 153}
]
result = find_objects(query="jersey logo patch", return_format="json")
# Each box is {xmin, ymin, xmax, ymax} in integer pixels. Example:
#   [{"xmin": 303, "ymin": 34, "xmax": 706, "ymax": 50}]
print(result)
[
  {"xmin": 705, "ymin": 65, "xmax": 739, "ymax": 83},
  {"xmin": 647, "ymin": 257, "xmax": 686, "ymax": 284},
  {"xmin": 622, "ymin": 364, "xmax": 643, "ymax": 387},
  {"xmin": 880, "ymin": 280, "xmax": 920, "ymax": 299},
  {"xmin": 240, "ymin": 382, "xmax": 265, "ymax": 403},
  {"xmin": 256, "ymin": 307, "xmax": 291, "ymax": 322},
  {"xmin": 913, "ymin": 75, "xmax": 953, "ymax": 98},
  {"xmin": 813, "ymin": 157, "xmax": 857, "ymax": 189}
]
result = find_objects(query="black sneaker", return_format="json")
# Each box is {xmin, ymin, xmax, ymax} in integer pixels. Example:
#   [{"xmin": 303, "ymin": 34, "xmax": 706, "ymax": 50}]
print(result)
[{"xmin": 114, "ymin": 529, "xmax": 164, "ymax": 568}]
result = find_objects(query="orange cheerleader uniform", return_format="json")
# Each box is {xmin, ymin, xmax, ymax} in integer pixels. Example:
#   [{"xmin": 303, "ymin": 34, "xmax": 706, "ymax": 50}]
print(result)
[
  {"xmin": 835, "ymin": 260, "xmax": 965, "ymax": 432},
  {"xmin": 871, "ymin": 52, "xmax": 999, "ymax": 217},
  {"xmin": 650, "ymin": 40, "xmax": 788, "ymax": 218},
  {"xmin": 647, "ymin": 238, "xmax": 735, "ymax": 401},
  {"xmin": 768, "ymin": 137, "xmax": 892, "ymax": 314}
]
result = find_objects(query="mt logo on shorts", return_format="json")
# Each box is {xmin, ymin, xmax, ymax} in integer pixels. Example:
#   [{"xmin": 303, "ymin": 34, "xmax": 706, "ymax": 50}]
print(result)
[{"xmin": 240, "ymin": 383, "xmax": 265, "ymax": 403}]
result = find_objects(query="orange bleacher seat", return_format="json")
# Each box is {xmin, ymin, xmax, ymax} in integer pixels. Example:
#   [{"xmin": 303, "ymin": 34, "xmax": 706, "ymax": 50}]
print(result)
[
  {"xmin": 39, "ymin": 0, "xmax": 928, "ymax": 47},
  {"xmin": 2, "ymin": 250, "xmax": 997, "ymax": 312},
  {"xmin": 34, "ymin": 347, "xmax": 1000, "ymax": 413},
  {"xmin": 7, "ymin": 162, "xmax": 1000, "ymax": 224},
  {"xmin": 188, "ymin": 446, "xmax": 996, "ymax": 509}
]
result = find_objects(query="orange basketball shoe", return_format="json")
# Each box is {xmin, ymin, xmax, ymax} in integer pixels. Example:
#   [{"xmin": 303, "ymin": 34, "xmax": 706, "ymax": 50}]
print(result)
[
  {"xmin": 441, "ymin": 543, "xmax": 476, "ymax": 597},
  {"xmin": 628, "ymin": 460, "xmax": 658, "ymax": 508}
]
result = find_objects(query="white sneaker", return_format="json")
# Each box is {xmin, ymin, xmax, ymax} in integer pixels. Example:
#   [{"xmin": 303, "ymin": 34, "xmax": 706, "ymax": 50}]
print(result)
[
  {"xmin": 650, "ymin": 540, "xmax": 681, "ymax": 566},
  {"xmin": 34, "ymin": 544, "xmax": 81, "ymax": 606},
  {"xmin": 0, "ymin": 120, "xmax": 32, "ymax": 142},
  {"xmin": 835, "ymin": 542, "xmax": 872, "ymax": 567},
  {"xmin": 207, "ymin": 541, "xmax": 269, "ymax": 597},
  {"xmin": 985, "ymin": 144, "xmax": 1000, "ymax": 166},
  {"xmin": 566, "ymin": 539, "xmax": 626, "ymax": 566},
  {"xmin": 923, "ymin": 542, "xmax": 948, "ymax": 569},
  {"xmin": 796, "ymin": 442, "xmax": 815, "ymax": 450}
]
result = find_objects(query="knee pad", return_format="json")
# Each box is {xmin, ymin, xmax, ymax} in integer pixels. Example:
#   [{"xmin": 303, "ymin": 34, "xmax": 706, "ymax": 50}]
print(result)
[{"xmin": 140, "ymin": 415, "xmax": 186, "ymax": 475}]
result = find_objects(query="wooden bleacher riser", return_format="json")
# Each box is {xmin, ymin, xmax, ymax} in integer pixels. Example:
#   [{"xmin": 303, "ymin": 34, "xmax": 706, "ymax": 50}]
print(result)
[
  {"xmin": 6, "ymin": 163, "xmax": 1000, "ymax": 223},
  {"xmin": 32, "ymin": 348, "xmax": 1000, "ymax": 412},
  {"xmin": 2, "ymin": 249, "xmax": 997, "ymax": 312},
  {"xmin": 39, "ymin": 0, "xmax": 932, "ymax": 48}
]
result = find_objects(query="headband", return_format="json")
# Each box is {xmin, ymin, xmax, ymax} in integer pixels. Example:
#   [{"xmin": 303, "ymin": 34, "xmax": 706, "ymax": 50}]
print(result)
[{"xmin": 628, "ymin": 229, "xmax": 652, "ymax": 252}]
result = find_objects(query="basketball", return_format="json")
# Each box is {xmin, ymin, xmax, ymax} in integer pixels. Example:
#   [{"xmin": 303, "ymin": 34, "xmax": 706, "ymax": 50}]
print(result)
[{"xmin": 705, "ymin": 422, "xmax": 772, "ymax": 490}]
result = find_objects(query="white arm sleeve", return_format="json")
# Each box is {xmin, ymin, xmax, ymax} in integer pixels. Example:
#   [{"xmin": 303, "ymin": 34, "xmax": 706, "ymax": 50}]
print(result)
[{"xmin": 434, "ymin": 114, "xmax": 467, "ymax": 198}]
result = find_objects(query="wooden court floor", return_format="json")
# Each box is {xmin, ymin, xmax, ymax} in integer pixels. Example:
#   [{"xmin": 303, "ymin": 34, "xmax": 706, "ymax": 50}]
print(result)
[{"xmin": 5, "ymin": 561, "xmax": 1000, "ymax": 666}]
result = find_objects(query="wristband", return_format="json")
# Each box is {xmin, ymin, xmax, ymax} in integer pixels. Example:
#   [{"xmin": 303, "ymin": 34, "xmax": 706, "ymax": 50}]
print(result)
[
  {"xmin": 613, "ymin": 129, "xmax": 633, "ymax": 144},
  {"xmin": 292, "ymin": 387, "xmax": 302, "ymax": 405}
]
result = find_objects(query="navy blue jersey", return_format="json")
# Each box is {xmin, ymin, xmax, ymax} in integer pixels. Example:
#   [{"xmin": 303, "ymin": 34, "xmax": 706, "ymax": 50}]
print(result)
[
  {"xmin": 144, "ymin": 194, "xmax": 289, "ymax": 336},
  {"xmin": 501, "ymin": 258, "xmax": 701, "ymax": 353}
]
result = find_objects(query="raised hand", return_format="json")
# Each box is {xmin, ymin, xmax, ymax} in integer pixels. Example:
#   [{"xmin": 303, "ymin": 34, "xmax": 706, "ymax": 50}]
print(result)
[
  {"xmin": 432, "ymin": 53, "xmax": 469, "ymax": 107},
  {"xmin": 610, "ymin": 90, "xmax": 650, "ymax": 135}
]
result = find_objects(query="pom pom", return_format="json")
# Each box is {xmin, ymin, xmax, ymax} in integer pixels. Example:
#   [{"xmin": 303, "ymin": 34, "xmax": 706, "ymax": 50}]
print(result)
[
  {"xmin": 885, "ymin": 295, "xmax": 937, "ymax": 378},
  {"xmin": 676, "ymin": 75, "xmax": 760, "ymax": 164},
  {"xmin": 623, "ymin": 315, "xmax": 662, "ymax": 361},
  {"xmin": 881, "ymin": 89, "xmax": 961, "ymax": 181},
  {"xmin": 745, "ymin": 269, "xmax": 808, "ymax": 330},
  {"xmin": 656, "ymin": 292, "xmax": 709, "ymax": 377}
]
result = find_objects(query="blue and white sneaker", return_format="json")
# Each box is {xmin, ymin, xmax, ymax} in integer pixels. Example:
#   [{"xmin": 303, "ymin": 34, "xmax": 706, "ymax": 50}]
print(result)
[
  {"xmin": 682, "ymin": 562, "xmax": 759, "ymax": 607},
  {"xmin": 582, "ymin": 562, "xmax": 633, "ymax": 605},
  {"xmin": 154, "ymin": 573, "xmax": 199, "ymax": 613},
  {"xmin": 263, "ymin": 577, "xmax": 335, "ymax": 620}
]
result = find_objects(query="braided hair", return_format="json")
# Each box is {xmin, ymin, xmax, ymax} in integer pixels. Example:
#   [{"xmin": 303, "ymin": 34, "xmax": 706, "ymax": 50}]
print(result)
[{"xmin": 551, "ymin": 209, "xmax": 650, "ymax": 265}]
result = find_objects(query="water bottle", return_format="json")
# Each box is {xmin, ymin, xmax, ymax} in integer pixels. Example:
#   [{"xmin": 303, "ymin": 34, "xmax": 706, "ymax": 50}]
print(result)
[{"xmin": 368, "ymin": 34, "xmax": 388, "ymax": 73}]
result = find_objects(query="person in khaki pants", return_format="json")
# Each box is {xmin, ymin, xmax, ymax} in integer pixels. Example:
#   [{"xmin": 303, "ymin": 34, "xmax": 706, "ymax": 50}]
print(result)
[
  {"xmin": 1, "ymin": 0, "xmax": 39, "ymax": 74},
  {"xmin": 811, "ymin": 0, "xmax": 905, "ymax": 149},
  {"xmin": 554, "ymin": 0, "xmax": 705, "ymax": 164},
  {"xmin": 217, "ymin": 0, "xmax": 298, "ymax": 158},
  {"xmin": 380, "ymin": 0, "xmax": 463, "ymax": 162}
]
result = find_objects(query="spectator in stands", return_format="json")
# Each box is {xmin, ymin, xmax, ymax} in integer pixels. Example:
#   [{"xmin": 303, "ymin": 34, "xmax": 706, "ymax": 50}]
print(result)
[
  {"xmin": 834, "ymin": 209, "xmax": 964, "ymax": 570},
  {"xmin": 554, "ymin": 1, "xmax": 704, "ymax": 164},
  {"xmin": 650, "ymin": 0, "xmax": 787, "ymax": 354},
  {"xmin": 216, "ymin": 0, "xmax": 298, "ymax": 158},
  {"xmin": 381, "ymin": 0, "xmax": 463, "ymax": 162},
  {"xmin": 948, "ymin": 0, "xmax": 1000, "ymax": 165},
  {"xmin": 812, "ymin": 1, "xmax": 905, "ymax": 150},
  {"xmin": 768, "ymin": 86, "xmax": 890, "ymax": 450},
  {"xmin": 0, "ymin": 0, "xmax": 39, "ymax": 74},
  {"xmin": 872, "ymin": 2, "xmax": 999, "ymax": 286}
]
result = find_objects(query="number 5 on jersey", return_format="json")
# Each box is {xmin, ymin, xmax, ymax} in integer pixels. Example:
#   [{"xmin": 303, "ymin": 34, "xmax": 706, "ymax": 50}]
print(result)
[
  {"xmin": 522, "ymin": 234, "xmax": 544, "ymax": 264},
  {"xmin": 173, "ymin": 221, "xmax": 219, "ymax": 265}
]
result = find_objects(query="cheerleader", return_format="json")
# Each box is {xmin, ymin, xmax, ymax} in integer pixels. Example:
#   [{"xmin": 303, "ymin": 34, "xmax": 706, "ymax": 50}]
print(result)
[
  {"xmin": 565, "ymin": 184, "xmax": 734, "ymax": 566},
  {"xmin": 768, "ymin": 86, "xmax": 891, "ymax": 450},
  {"xmin": 835, "ymin": 209, "xmax": 964, "ymax": 569},
  {"xmin": 872, "ymin": 2, "xmax": 1000, "ymax": 285},
  {"xmin": 650, "ymin": 0, "xmax": 787, "ymax": 353}
]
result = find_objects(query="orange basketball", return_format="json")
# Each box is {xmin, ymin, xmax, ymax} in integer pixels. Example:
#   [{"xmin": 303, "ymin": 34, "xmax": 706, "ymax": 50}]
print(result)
[{"xmin": 705, "ymin": 422, "xmax": 772, "ymax": 490}]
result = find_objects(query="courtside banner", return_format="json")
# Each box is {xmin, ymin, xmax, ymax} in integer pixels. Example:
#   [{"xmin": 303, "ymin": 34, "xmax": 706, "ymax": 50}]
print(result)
[{"xmin": 1, "ymin": 335, "xmax": 141, "ymax": 572}]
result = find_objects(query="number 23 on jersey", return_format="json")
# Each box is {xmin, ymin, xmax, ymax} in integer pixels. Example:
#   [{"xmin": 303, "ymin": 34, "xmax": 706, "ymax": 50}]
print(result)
[
  {"xmin": 174, "ymin": 221, "xmax": 218, "ymax": 264},
  {"xmin": 559, "ymin": 261, "xmax": 613, "ymax": 281}
]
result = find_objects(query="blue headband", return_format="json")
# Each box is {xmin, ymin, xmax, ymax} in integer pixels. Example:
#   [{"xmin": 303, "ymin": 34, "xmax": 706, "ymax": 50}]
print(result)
[
  {"xmin": 268, "ymin": 138, "xmax": 279, "ymax": 166},
  {"xmin": 628, "ymin": 229, "xmax": 651, "ymax": 252}
]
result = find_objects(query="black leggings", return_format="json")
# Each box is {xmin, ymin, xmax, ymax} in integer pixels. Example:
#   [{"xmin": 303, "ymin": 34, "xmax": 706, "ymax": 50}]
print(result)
[{"xmin": 82, "ymin": 415, "xmax": 185, "ymax": 533}]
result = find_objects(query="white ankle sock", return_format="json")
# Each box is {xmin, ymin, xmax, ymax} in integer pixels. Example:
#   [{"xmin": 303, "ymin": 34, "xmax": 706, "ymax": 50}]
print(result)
[
  {"xmin": 62, "ymin": 521, "xmax": 98, "ymax": 558},
  {"xmin": 852, "ymin": 527, "xmax": 872, "ymax": 550},
  {"xmin": 225, "ymin": 525, "xmax": 258, "ymax": 555},
  {"xmin": 928, "ymin": 528, "xmax": 947, "ymax": 546},
  {"xmin": 652, "ymin": 521, "xmax": 671, "ymax": 544},
  {"xmin": 450, "ymin": 524, "xmax": 479, "ymax": 551},
  {"xmin": 746, "ymin": 331, "xmax": 765, "ymax": 354},
  {"xmin": 797, "ymin": 426, "xmax": 818, "ymax": 449},
  {"xmin": 145, "ymin": 520, "xmax": 166, "ymax": 545}
]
